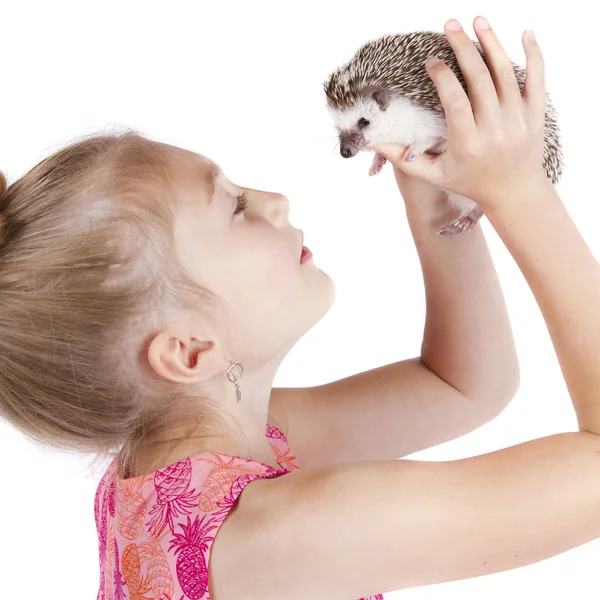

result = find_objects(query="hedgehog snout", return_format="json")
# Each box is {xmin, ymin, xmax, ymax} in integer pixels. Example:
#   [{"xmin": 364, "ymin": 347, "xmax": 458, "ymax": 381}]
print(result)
[{"xmin": 339, "ymin": 130, "xmax": 365, "ymax": 159}]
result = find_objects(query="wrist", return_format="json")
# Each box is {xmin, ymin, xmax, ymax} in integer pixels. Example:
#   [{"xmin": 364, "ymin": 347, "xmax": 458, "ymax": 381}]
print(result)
[
  {"xmin": 478, "ymin": 174, "xmax": 553, "ymax": 213},
  {"xmin": 402, "ymin": 187, "xmax": 458, "ymax": 225},
  {"xmin": 393, "ymin": 167, "xmax": 448, "ymax": 209},
  {"xmin": 404, "ymin": 197, "xmax": 468, "ymax": 237}
]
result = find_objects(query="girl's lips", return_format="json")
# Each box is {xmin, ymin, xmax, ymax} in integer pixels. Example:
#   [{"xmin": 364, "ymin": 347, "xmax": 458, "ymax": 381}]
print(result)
[{"xmin": 300, "ymin": 246, "xmax": 313, "ymax": 263}]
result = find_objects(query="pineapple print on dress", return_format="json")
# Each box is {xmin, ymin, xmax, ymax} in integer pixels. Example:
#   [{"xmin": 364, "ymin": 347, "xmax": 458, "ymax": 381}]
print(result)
[
  {"xmin": 267, "ymin": 423, "xmax": 300, "ymax": 471},
  {"xmin": 107, "ymin": 479, "xmax": 117, "ymax": 517},
  {"xmin": 113, "ymin": 536, "xmax": 127, "ymax": 600},
  {"xmin": 122, "ymin": 537, "xmax": 175, "ymax": 600},
  {"xmin": 118, "ymin": 474, "xmax": 151, "ymax": 540},
  {"xmin": 171, "ymin": 461, "xmax": 278, "ymax": 600},
  {"xmin": 147, "ymin": 457, "xmax": 200, "ymax": 538},
  {"xmin": 198, "ymin": 453, "xmax": 269, "ymax": 512},
  {"xmin": 139, "ymin": 536, "xmax": 175, "ymax": 600},
  {"xmin": 168, "ymin": 513, "xmax": 221, "ymax": 600},
  {"xmin": 122, "ymin": 542, "xmax": 152, "ymax": 600},
  {"xmin": 97, "ymin": 482, "xmax": 110, "ymax": 600},
  {"xmin": 104, "ymin": 535, "xmax": 116, "ymax": 599}
]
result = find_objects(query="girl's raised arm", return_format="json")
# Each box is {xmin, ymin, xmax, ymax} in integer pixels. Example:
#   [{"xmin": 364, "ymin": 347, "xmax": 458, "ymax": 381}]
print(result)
[{"xmin": 208, "ymin": 19, "xmax": 600, "ymax": 600}]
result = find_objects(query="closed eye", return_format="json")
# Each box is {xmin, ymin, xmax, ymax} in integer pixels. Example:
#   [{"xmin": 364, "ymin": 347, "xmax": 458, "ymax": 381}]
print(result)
[{"xmin": 234, "ymin": 191, "xmax": 249, "ymax": 215}]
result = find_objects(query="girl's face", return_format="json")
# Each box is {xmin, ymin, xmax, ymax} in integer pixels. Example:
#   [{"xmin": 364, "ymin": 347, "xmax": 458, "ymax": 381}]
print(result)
[{"xmin": 163, "ymin": 143, "xmax": 335, "ymax": 367}]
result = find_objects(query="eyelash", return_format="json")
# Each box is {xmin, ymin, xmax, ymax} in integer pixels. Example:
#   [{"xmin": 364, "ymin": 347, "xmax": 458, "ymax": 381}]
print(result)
[{"xmin": 234, "ymin": 191, "xmax": 248, "ymax": 215}]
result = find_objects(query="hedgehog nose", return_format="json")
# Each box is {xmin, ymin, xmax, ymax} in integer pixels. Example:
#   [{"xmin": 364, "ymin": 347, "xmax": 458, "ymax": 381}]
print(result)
[{"xmin": 340, "ymin": 147, "xmax": 352, "ymax": 158}]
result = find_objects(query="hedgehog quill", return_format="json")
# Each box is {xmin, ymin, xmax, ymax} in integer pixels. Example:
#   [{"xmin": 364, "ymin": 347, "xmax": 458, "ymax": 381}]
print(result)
[{"xmin": 324, "ymin": 31, "xmax": 563, "ymax": 236}]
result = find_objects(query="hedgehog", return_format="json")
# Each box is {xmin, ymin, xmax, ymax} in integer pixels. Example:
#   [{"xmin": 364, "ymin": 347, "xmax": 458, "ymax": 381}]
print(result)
[{"xmin": 323, "ymin": 31, "xmax": 564, "ymax": 236}]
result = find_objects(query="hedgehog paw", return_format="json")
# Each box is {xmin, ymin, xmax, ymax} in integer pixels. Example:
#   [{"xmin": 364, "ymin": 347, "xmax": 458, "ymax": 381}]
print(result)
[
  {"xmin": 437, "ymin": 205, "xmax": 484, "ymax": 237},
  {"xmin": 437, "ymin": 216, "xmax": 476, "ymax": 237},
  {"xmin": 368, "ymin": 153, "xmax": 387, "ymax": 176}
]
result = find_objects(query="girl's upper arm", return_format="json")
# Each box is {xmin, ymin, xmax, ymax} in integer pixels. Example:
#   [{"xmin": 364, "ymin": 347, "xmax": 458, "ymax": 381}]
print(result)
[{"xmin": 209, "ymin": 431, "xmax": 600, "ymax": 600}]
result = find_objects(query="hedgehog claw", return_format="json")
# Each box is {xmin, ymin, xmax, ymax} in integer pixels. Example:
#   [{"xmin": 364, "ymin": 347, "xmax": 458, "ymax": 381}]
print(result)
[
  {"xmin": 403, "ymin": 148, "xmax": 417, "ymax": 162},
  {"xmin": 437, "ymin": 205, "xmax": 484, "ymax": 237},
  {"xmin": 437, "ymin": 216, "xmax": 476, "ymax": 237}
]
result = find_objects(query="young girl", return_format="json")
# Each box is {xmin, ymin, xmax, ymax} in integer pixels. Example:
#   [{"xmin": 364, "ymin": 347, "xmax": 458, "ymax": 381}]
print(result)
[{"xmin": 1, "ymin": 15, "xmax": 598, "ymax": 600}]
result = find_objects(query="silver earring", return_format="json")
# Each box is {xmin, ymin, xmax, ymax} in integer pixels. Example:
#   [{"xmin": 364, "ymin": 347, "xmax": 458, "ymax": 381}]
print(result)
[{"xmin": 226, "ymin": 358, "xmax": 243, "ymax": 403}]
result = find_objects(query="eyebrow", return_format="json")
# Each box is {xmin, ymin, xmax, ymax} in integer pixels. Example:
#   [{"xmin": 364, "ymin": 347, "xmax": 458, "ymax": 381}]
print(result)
[{"xmin": 204, "ymin": 162, "xmax": 220, "ymax": 206}]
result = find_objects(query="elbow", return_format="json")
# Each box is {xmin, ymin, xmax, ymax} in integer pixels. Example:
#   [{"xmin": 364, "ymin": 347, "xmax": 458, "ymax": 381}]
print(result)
[
  {"xmin": 496, "ymin": 347, "xmax": 522, "ymax": 410},
  {"xmin": 492, "ymin": 372, "xmax": 521, "ymax": 415},
  {"xmin": 498, "ymin": 357, "xmax": 522, "ymax": 409},
  {"xmin": 466, "ymin": 363, "xmax": 522, "ymax": 418}
]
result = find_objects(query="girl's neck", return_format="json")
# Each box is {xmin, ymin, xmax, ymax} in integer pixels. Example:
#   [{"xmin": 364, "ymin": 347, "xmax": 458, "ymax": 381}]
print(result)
[{"xmin": 121, "ymin": 425, "xmax": 281, "ymax": 478}]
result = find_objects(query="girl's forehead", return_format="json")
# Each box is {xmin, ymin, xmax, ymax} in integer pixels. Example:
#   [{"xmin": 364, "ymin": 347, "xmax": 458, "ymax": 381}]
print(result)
[
  {"xmin": 160, "ymin": 142, "xmax": 214, "ymax": 171},
  {"xmin": 159, "ymin": 152, "xmax": 227, "ymax": 219},
  {"xmin": 159, "ymin": 143, "xmax": 220, "ymax": 194}
]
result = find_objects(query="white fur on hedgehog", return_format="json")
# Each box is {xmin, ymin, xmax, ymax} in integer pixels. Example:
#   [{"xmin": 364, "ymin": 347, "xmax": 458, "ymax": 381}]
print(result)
[
  {"xmin": 328, "ymin": 97, "xmax": 446, "ymax": 150},
  {"xmin": 328, "ymin": 96, "xmax": 478, "ymax": 232},
  {"xmin": 324, "ymin": 31, "xmax": 563, "ymax": 236}
]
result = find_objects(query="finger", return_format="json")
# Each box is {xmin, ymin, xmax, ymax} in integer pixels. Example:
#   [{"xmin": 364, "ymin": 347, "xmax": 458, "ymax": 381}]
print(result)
[
  {"xmin": 370, "ymin": 143, "xmax": 446, "ymax": 187},
  {"xmin": 443, "ymin": 18, "xmax": 501, "ymax": 125},
  {"xmin": 472, "ymin": 16, "xmax": 522, "ymax": 112},
  {"xmin": 367, "ymin": 143, "xmax": 409, "ymax": 163},
  {"xmin": 522, "ymin": 29, "xmax": 546, "ymax": 124},
  {"xmin": 425, "ymin": 56, "xmax": 477, "ymax": 142}
]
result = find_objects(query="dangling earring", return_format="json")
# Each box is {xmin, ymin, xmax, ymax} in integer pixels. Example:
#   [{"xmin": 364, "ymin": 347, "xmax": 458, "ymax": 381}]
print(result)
[{"xmin": 226, "ymin": 358, "xmax": 243, "ymax": 403}]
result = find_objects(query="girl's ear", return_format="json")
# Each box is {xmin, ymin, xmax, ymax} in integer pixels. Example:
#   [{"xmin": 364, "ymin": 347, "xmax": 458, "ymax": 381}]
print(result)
[{"xmin": 147, "ymin": 330, "xmax": 217, "ymax": 384}]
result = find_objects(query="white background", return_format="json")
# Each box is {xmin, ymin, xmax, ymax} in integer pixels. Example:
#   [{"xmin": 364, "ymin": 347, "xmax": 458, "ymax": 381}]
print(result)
[{"xmin": 0, "ymin": 0, "xmax": 598, "ymax": 598}]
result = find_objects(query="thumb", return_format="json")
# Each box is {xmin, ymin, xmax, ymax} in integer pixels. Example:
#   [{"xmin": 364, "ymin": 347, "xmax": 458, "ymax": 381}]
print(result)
[{"xmin": 369, "ymin": 143, "xmax": 442, "ymax": 184}]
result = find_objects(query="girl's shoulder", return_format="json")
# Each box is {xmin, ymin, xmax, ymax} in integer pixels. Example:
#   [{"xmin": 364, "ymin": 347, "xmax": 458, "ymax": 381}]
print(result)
[{"xmin": 94, "ymin": 423, "xmax": 299, "ymax": 600}]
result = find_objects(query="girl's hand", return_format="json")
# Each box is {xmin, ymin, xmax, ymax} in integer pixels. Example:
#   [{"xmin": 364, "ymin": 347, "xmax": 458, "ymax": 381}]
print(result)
[{"xmin": 371, "ymin": 16, "xmax": 549, "ymax": 211}]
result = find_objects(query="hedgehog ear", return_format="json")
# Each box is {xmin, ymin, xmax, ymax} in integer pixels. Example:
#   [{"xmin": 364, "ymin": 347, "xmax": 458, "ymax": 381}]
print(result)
[{"xmin": 369, "ymin": 87, "xmax": 389, "ymax": 111}]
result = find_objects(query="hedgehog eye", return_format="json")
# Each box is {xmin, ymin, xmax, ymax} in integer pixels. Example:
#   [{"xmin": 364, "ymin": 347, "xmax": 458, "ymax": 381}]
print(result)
[{"xmin": 357, "ymin": 118, "xmax": 370, "ymax": 129}]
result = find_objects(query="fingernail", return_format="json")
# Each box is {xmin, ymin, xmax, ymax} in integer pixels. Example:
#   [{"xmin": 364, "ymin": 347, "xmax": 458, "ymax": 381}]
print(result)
[
  {"xmin": 526, "ymin": 29, "xmax": 536, "ymax": 42},
  {"xmin": 426, "ymin": 56, "xmax": 441, "ymax": 68},
  {"xmin": 445, "ymin": 19, "xmax": 462, "ymax": 32},
  {"xmin": 476, "ymin": 16, "xmax": 490, "ymax": 30}
]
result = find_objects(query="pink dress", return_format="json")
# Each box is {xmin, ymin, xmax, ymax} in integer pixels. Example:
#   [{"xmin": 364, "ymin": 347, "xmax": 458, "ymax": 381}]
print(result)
[{"xmin": 95, "ymin": 422, "xmax": 384, "ymax": 600}]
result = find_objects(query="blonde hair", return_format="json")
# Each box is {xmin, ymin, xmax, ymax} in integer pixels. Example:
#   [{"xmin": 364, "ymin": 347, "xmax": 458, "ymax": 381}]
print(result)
[{"xmin": 0, "ymin": 127, "xmax": 240, "ymax": 479}]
